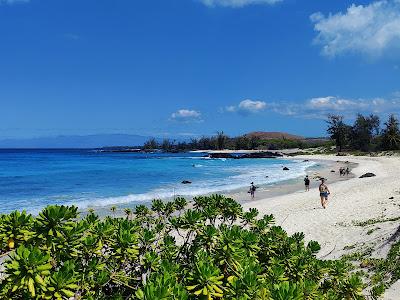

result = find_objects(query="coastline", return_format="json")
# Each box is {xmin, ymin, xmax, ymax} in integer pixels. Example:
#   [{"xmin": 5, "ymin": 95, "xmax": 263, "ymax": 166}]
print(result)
[
  {"xmin": 226, "ymin": 158, "xmax": 356, "ymax": 204},
  {"xmin": 91, "ymin": 156, "xmax": 355, "ymax": 219}
]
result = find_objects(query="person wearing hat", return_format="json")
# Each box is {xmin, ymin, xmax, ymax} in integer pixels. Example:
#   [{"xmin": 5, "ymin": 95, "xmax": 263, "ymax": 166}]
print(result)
[
  {"xmin": 304, "ymin": 175, "xmax": 310, "ymax": 191},
  {"xmin": 249, "ymin": 182, "xmax": 257, "ymax": 198},
  {"xmin": 319, "ymin": 178, "xmax": 330, "ymax": 209}
]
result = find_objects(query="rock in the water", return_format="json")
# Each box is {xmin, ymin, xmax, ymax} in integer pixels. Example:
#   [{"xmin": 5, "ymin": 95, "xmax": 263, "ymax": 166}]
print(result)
[
  {"xmin": 283, "ymin": 167, "xmax": 289, "ymax": 171},
  {"xmin": 181, "ymin": 180, "xmax": 192, "ymax": 184},
  {"xmin": 389, "ymin": 196, "xmax": 394, "ymax": 200},
  {"xmin": 359, "ymin": 173, "xmax": 376, "ymax": 178},
  {"xmin": 331, "ymin": 170, "xmax": 335, "ymax": 173}
]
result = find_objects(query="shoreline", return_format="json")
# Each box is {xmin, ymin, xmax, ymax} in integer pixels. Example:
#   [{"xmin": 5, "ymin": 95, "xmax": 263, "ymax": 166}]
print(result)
[
  {"xmin": 89, "ymin": 157, "xmax": 341, "ymax": 217},
  {"xmin": 226, "ymin": 158, "xmax": 356, "ymax": 204},
  {"xmin": 90, "ymin": 157, "xmax": 356, "ymax": 221}
]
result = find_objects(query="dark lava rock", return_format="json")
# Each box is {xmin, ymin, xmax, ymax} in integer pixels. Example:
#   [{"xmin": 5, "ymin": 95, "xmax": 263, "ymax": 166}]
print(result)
[
  {"xmin": 181, "ymin": 180, "xmax": 192, "ymax": 184},
  {"xmin": 389, "ymin": 197, "xmax": 394, "ymax": 200},
  {"xmin": 359, "ymin": 173, "xmax": 376, "ymax": 178},
  {"xmin": 331, "ymin": 170, "xmax": 336, "ymax": 173},
  {"xmin": 283, "ymin": 167, "xmax": 290, "ymax": 171},
  {"xmin": 239, "ymin": 151, "xmax": 283, "ymax": 159},
  {"xmin": 208, "ymin": 151, "xmax": 283, "ymax": 159},
  {"xmin": 208, "ymin": 153, "xmax": 235, "ymax": 159}
]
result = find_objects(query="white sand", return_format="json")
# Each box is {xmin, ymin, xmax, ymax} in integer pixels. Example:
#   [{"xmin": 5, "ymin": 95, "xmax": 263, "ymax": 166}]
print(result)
[{"xmin": 241, "ymin": 155, "xmax": 400, "ymax": 298}]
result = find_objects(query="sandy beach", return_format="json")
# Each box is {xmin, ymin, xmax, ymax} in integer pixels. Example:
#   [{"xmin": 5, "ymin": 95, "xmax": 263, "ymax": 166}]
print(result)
[{"xmin": 236, "ymin": 155, "xmax": 400, "ymax": 299}]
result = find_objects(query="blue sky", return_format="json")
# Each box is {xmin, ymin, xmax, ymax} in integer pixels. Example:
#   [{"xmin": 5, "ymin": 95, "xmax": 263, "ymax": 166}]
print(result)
[{"xmin": 0, "ymin": 0, "xmax": 399, "ymax": 139}]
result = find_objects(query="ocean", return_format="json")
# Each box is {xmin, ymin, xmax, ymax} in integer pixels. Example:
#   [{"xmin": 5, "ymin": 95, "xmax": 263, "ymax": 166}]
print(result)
[{"xmin": 0, "ymin": 149, "xmax": 315, "ymax": 214}]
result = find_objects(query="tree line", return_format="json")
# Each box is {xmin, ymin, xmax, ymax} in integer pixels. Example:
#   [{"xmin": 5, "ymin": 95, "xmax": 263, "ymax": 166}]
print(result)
[
  {"xmin": 327, "ymin": 113, "xmax": 400, "ymax": 152},
  {"xmin": 143, "ymin": 131, "xmax": 327, "ymax": 152}
]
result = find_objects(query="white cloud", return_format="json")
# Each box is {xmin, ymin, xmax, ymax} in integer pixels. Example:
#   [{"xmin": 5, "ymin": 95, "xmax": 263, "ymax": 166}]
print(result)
[
  {"xmin": 225, "ymin": 95, "xmax": 400, "ymax": 119},
  {"xmin": 171, "ymin": 109, "xmax": 202, "ymax": 122},
  {"xmin": 225, "ymin": 105, "xmax": 237, "ymax": 112},
  {"xmin": 226, "ymin": 99, "xmax": 267, "ymax": 114},
  {"xmin": 199, "ymin": 0, "xmax": 281, "ymax": 8},
  {"xmin": 311, "ymin": 0, "xmax": 400, "ymax": 57},
  {"xmin": 272, "ymin": 95, "xmax": 400, "ymax": 119},
  {"xmin": 0, "ymin": 0, "xmax": 29, "ymax": 4},
  {"xmin": 306, "ymin": 96, "xmax": 367, "ymax": 111}
]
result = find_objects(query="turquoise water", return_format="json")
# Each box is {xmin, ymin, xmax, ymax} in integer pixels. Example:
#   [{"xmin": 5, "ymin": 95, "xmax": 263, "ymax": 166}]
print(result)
[{"xmin": 0, "ymin": 149, "xmax": 314, "ymax": 214}]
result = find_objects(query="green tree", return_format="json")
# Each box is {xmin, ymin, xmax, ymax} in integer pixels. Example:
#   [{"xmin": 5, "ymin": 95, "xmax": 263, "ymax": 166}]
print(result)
[
  {"xmin": 216, "ymin": 131, "xmax": 228, "ymax": 150},
  {"xmin": 326, "ymin": 114, "xmax": 350, "ymax": 152},
  {"xmin": 351, "ymin": 114, "xmax": 380, "ymax": 151},
  {"xmin": 381, "ymin": 114, "xmax": 400, "ymax": 150},
  {"xmin": 143, "ymin": 138, "xmax": 158, "ymax": 150},
  {"xmin": 161, "ymin": 139, "xmax": 173, "ymax": 152}
]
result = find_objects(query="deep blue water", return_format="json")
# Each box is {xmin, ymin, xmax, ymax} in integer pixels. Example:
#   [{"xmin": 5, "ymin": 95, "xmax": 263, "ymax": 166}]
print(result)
[{"xmin": 0, "ymin": 149, "xmax": 314, "ymax": 214}]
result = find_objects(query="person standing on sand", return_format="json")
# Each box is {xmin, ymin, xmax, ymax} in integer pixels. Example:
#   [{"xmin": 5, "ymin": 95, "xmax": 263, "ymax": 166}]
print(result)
[
  {"xmin": 319, "ymin": 178, "xmax": 330, "ymax": 209},
  {"xmin": 249, "ymin": 182, "xmax": 256, "ymax": 198},
  {"xmin": 304, "ymin": 175, "xmax": 310, "ymax": 191},
  {"xmin": 345, "ymin": 167, "xmax": 350, "ymax": 176}
]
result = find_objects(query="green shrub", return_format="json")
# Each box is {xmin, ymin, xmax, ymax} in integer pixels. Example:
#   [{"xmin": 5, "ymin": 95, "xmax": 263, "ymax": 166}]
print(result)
[{"xmin": 0, "ymin": 196, "xmax": 366, "ymax": 299}]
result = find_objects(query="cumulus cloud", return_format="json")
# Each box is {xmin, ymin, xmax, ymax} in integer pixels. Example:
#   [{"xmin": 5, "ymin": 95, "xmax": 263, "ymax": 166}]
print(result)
[
  {"xmin": 311, "ymin": 0, "xmax": 400, "ymax": 57},
  {"xmin": 0, "ymin": 0, "xmax": 29, "ymax": 4},
  {"xmin": 271, "ymin": 96, "xmax": 400, "ymax": 119},
  {"xmin": 226, "ymin": 99, "xmax": 267, "ymax": 114},
  {"xmin": 199, "ymin": 0, "xmax": 281, "ymax": 8},
  {"xmin": 170, "ymin": 109, "xmax": 202, "ymax": 122},
  {"xmin": 225, "ymin": 94, "xmax": 400, "ymax": 118}
]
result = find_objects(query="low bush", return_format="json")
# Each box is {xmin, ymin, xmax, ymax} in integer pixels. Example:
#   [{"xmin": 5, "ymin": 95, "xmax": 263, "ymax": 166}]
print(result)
[{"xmin": 0, "ymin": 195, "xmax": 365, "ymax": 299}]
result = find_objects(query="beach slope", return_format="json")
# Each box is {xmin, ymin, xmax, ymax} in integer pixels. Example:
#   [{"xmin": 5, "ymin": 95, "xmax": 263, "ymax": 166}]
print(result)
[{"xmin": 242, "ymin": 155, "xmax": 400, "ymax": 298}]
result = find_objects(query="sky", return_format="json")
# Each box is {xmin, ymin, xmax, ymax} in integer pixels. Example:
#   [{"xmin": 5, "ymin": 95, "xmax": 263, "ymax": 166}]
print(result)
[{"xmin": 0, "ymin": 0, "xmax": 400, "ymax": 140}]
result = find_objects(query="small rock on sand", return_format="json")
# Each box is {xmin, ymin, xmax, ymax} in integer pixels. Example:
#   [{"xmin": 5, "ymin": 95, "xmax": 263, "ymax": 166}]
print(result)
[{"xmin": 359, "ymin": 173, "xmax": 376, "ymax": 178}]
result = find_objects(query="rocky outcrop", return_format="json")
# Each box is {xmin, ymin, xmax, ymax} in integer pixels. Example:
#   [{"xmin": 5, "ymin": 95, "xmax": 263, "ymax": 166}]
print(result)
[
  {"xmin": 208, "ymin": 153, "xmax": 235, "ymax": 159},
  {"xmin": 208, "ymin": 151, "xmax": 283, "ymax": 159}
]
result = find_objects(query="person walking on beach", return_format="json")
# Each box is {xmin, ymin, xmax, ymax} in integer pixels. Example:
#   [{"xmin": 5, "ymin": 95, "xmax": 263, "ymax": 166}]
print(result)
[
  {"xmin": 249, "ymin": 182, "xmax": 257, "ymax": 198},
  {"xmin": 345, "ymin": 167, "xmax": 350, "ymax": 176},
  {"xmin": 304, "ymin": 175, "xmax": 310, "ymax": 191},
  {"xmin": 319, "ymin": 178, "xmax": 330, "ymax": 209}
]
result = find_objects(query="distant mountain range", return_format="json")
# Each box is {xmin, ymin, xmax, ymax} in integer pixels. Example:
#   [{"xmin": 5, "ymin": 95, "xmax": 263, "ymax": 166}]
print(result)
[{"xmin": 0, "ymin": 134, "xmax": 158, "ymax": 149}]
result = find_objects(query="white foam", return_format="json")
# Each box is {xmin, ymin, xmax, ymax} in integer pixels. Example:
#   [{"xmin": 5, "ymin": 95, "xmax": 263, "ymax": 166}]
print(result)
[{"xmin": 70, "ymin": 159, "xmax": 316, "ymax": 209}]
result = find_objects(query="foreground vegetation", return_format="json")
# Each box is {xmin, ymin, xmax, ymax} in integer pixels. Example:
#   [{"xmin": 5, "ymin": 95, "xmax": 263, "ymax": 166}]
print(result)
[{"xmin": 0, "ymin": 195, "xmax": 368, "ymax": 299}]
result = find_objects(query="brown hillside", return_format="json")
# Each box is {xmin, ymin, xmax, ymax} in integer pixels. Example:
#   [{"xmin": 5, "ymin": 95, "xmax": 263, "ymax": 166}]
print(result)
[{"xmin": 245, "ymin": 131, "xmax": 304, "ymax": 140}]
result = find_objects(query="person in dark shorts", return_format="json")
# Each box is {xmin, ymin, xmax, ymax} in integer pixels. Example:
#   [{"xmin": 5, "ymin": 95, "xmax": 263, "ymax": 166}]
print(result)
[
  {"xmin": 304, "ymin": 175, "xmax": 310, "ymax": 191},
  {"xmin": 319, "ymin": 178, "xmax": 330, "ymax": 209},
  {"xmin": 249, "ymin": 182, "xmax": 257, "ymax": 198}
]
